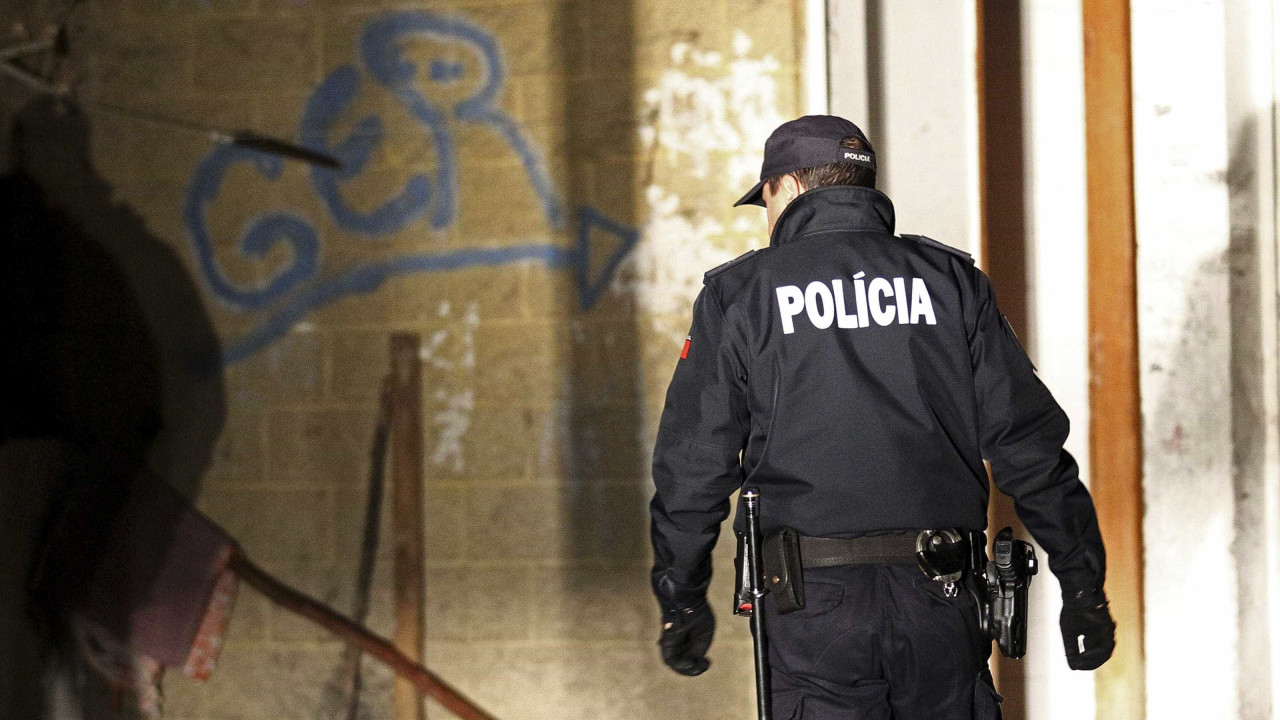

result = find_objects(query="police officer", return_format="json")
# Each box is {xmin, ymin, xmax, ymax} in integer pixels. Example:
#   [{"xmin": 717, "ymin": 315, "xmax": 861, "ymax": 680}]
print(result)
[{"xmin": 649, "ymin": 115, "xmax": 1116, "ymax": 718}]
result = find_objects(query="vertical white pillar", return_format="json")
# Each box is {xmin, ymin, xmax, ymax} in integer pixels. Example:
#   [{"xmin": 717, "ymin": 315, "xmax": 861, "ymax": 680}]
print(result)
[
  {"xmin": 1020, "ymin": 1, "xmax": 1095, "ymax": 718},
  {"xmin": 805, "ymin": 0, "xmax": 831, "ymax": 115},
  {"xmin": 826, "ymin": 0, "xmax": 983, "ymax": 255},
  {"xmin": 1130, "ymin": 1, "xmax": 1238, "ymax": 718},
  {"xmin": 1266, "ymin": 8, "xmax": 1280, "ymax": 710},
  {"xmin": 826, "ymin": 0, "xmax": 869, "ymax": 124},
  {"xmin": 879, "ymin": 0, "xmax": 982, "ymax": 254},
  {"xmin": 1224, "ymin": 0, "xmax": 1280, "ymax": 717}
]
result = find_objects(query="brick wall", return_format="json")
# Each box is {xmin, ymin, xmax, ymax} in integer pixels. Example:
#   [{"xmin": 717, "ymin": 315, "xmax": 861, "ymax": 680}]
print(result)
[{"xmin": 0, "ymin": 1, "xmax": 804, "ymax": 718}]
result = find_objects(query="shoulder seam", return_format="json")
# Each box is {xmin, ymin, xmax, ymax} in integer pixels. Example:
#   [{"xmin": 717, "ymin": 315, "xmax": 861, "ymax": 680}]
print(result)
[
  {"xmin": 705, "ymin": 281, "xmax": 729, "ymax": 324},
  {"xmin": 901, "ymin": 234, "xmax": 974, "ymax": 264},
  {"xmin": 704, "ymin": 248, "xmax": 768, "ymax": 282}
]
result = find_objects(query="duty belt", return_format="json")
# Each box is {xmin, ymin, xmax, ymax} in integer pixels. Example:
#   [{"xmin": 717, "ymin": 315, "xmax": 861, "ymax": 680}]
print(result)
[
  {"xmin": 751, "ymin": 528, "xmax": 981, "ymax": 615},
  {"xmin": 764, "ymin": 529, "xmax": 977, "ymax": 581},
  {"xmin": 793, "ymin": 533, "xmax": 922, "ymax": 567}
]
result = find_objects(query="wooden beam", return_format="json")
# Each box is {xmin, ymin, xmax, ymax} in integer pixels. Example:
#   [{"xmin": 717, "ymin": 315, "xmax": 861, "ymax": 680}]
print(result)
[
  {"xmin": 390, "ymin": 334, "xmax": 425, "ymax": 720},
  {"xmin": 1082, "ymin": 1, "xmax": 1146, "ymax": 718}
]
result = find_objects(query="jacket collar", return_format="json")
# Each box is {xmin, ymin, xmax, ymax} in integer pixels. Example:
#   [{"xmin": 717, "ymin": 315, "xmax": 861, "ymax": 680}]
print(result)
[{"xmin": 769, "ymin": 185, "xmax": 896, "ymax": 247}]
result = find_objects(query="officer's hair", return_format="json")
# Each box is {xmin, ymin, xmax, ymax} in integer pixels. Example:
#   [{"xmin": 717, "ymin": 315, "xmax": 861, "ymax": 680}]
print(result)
[{"xmin": 767, "ymin": 135, "xmax": 876, "ymax": 194}]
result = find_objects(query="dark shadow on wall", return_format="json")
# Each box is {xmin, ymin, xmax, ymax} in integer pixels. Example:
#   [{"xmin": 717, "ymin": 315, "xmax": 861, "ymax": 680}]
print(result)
[
  {"xmin": 1226, "ymin": 111, "xmax": 1275, "ymax": 719},
  {"xmin": 10, "ymin": 98, "xmax": 228, "ymax": 497},
  {"xmin": 554, "ymin": 1, "xmax": 648, "ymax": 579},
  {"xmin": 864, "ymin": 0, "xmax": 887, "ymax": 179},
  {"xmin": 979, "ymin": 0, "xmax": 1029, "ymax": 715},
  {"xmin": 0, "ymin": 98, "xmax": 226, "ymax": 718}
]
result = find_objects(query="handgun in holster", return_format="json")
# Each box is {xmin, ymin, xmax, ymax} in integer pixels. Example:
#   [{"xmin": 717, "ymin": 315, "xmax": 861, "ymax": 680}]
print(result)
[{"xmin": 982, "ymin": 526, "xmax": 1038, "ymax": 659}]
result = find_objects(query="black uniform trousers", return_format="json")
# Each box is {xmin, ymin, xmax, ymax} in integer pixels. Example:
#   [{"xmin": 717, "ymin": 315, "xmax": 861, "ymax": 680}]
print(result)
[{"xmin": 764, "ymin": 565, "xmax": 1003, "ymax": 720}]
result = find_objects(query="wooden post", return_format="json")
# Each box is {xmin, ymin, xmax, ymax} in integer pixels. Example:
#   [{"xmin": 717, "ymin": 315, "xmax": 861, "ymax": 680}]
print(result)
[
  {"xmin": 1082, "ymin": 1, "xmax": 1146, "ymax": 718},
  {"xmin": 389, "ymin": 334, "xmax": 425, "ymax": 720}
]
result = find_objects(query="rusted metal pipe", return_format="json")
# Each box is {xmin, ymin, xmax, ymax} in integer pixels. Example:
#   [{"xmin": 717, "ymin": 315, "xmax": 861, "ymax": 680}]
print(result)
[{"xmin": 229, "ymin": 554, "xmax": 499, "ymax": 720}]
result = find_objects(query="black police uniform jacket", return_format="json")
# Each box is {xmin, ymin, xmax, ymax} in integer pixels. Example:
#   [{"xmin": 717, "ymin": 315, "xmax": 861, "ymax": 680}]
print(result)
[{"xmin": 649, "ymin": 185, "xmax": 1106, "ymax": 614}]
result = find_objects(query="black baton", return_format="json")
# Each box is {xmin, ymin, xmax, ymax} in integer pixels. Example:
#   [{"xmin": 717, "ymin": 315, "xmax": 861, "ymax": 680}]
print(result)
[{"xmin": 742, "ymin": 488, "xmax": 772, "ymax": 720}]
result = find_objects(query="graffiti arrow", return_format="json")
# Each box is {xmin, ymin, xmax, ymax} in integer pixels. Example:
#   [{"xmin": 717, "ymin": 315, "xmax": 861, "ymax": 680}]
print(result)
[{"xmin": 222, "ymin": 206, "xmax": 639, "ymax": 365}]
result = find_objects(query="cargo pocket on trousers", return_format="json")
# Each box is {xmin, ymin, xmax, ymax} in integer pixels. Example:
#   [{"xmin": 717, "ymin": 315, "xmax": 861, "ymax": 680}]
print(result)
[
  {"xmin": 797, "ymin": 580, "xmax": 844, "ymax": 616},
  {"xmin": 768, "ymin": 580, "xmax": 847, "ymax": 673},
  {"xmin": 972, "ymin": 674, "xmax": 1004, "ymax": 719}
]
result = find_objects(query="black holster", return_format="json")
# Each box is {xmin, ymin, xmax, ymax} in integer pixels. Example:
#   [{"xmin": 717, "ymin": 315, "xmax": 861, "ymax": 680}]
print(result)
[{"xmin": 982, "ymin": 527, "xmax": 1038, "ymax": 659}]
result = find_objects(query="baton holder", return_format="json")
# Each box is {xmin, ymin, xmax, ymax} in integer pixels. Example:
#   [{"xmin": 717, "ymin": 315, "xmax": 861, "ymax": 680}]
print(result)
[{"xmin": 742, "ymin": 489, "xmax": 772, "ymax": 720}]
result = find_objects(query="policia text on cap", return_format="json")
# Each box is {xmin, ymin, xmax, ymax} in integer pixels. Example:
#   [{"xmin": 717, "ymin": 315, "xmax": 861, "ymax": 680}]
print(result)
[{"xmin": 648, "ymin": 115, "xmax": 1116, "ymax": 719}]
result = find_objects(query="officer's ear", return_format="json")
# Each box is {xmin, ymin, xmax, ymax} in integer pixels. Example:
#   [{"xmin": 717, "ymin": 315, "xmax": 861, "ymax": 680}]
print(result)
[{"xmin": 779, "ymin": 174, "xmax": 805, "ymax": 202}]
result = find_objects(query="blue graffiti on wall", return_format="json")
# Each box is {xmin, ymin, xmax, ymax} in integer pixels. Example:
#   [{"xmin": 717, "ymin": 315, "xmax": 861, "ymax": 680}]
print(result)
[{"xmin": 184, "ymin": 10, "xmax": 639, "ymax": 364}]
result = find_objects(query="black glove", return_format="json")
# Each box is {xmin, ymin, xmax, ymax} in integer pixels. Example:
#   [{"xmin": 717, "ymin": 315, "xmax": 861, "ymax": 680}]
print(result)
[
  {"xmin": 1060, "ymin": 587, "xmax": 1116, "ymax": 671},
  {"xmin": 659, "ymin": 601, "xmax": 715, "ymax": 676}
]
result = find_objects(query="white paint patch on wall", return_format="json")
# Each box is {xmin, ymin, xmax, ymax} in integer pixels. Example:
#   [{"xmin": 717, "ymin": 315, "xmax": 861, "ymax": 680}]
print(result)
[
  {"xmin": 637, "ymin": 31, "xmax": 782, "ymax": 189},
  {"xmin": 430, "ymin": 389, "xmax": 474, "ymax": 472},
  {"xmin": 1131, "ymin": 1, "xmax": 1238, "ymax": 718},
  {"xmin": 1020, "ymin": 2, "xmax": 1094, "ymax": 718},
  {"xmin": 426, "ymin": 301, "xmax": 479, "ymax": 473},
  {"xmin": 626, "ymin": 30, "xmax": 785, "ymax": 345},
  {"xmin": 627, "ymin": 185, "xmax": 733, "ymax": 329}
]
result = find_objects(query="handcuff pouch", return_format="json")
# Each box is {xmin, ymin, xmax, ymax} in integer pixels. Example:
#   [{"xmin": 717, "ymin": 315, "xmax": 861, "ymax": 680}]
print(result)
[{"xmin": 761, "ymin": 528, "xmax": 805, "ymax": 614}]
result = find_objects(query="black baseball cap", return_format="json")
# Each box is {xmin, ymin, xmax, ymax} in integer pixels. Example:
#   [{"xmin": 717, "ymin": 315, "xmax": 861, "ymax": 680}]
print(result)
[{"xmin": 733, "ymin": 115, "xmax": 877, "ymax": 207}]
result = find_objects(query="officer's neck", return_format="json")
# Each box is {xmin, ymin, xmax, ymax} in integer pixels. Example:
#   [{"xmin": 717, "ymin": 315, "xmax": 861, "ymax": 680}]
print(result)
[{"xmin": 769, "ymin": 185, "xmax": 896, "ymax": 247}]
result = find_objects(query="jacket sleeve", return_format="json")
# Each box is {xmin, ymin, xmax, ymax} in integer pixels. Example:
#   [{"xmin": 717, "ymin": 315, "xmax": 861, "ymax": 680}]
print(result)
[
  {"xmin": 650, "ymin": 283, "xmax": 751, "ymax": 613},
  {"xmin": 968, "ymin": 269, "xmax": 1106, "ymax": 596}
]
